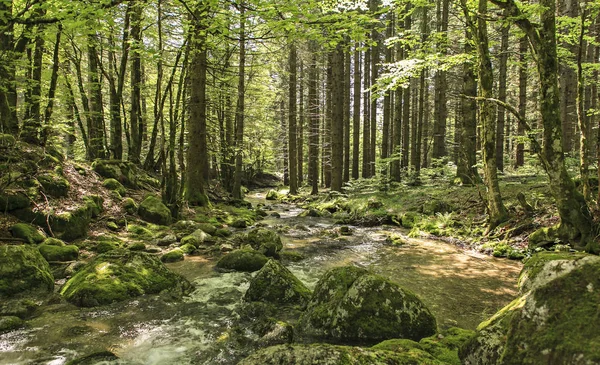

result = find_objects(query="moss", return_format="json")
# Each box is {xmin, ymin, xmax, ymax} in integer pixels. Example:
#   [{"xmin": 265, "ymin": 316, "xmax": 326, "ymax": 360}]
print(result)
[
  {"xmin": 38, "ymin": 244, "xmax": 79, "ymax": 262},
  {"xmin": 128, "ymin": 242, "xmax": 146, "ymax": 251},
  {"xmin": 279, "ymin": 250, "xmax": 306, "ymax": 262},
  {"xmin": 179, "ymin": 243, "xmax": 196, "ymax": 255},
  {"xmin": 38, "ymin": 172, "xmax": 70, "ymax": 197},
  {"xmin": 239, "ymin": 343, "xmax": 447, "ymax": 365},
  {"xmin": 265, "ymin": 190, "xmax": 281, "ymax": 200},
  {"xmin": 372, "ymin": 338, "xmax": 424, "ymax": 352},
  {"xmin": 122, "ymin": 198, "xmax": 137, "ymax": 214},
  {"xmin": 107, "ymin": 221, "xmax": 119, "ymax": 231},
  {"xmin": 246, "ymin": 228, "xmax": 283, "ymax": 257},
  {"xmin": 180, "ymin": 229, "xmax": 210, "ymax": 247},
  {"xmin": 42, "ymin": 237, "xmax": 66, "ymax": 246},
  {"xmin": 214, "ymin": 228, "xmax": 232, "ymax": 237},
  {"xmin": 197, "ymin": 222, "xmax": 217, "ymax": 235},
  {"xmin": 401, "ymin": 212, "xmax": 421, "ymax": 229},
  {"xmin": 231, "ymin": 219, "xmax": 248, "ymax": 228},
  {"xmin": 161, "ymin": 249, "xmax": 184, "ymax": 263},
  {"xmin": 518, "ymin": 251, "xmax": 590, "ymax": 293},
  {"xmin": 138, "ymin": 196, "xmax": 172, "ymax": 226},
  {"xmin": 0, "ymin": 193, "xmax": 30, "ymax": 211},
  {"xmin": 83, "ymin": 195, "xmax": 104, "ymax": 218},
  {"xmin": 92, "ymin": 160, "xmax": 139, "ymax": 188},
  {"xmin": 0, "ymin": 245, "xmax": 54, "ymax": 297},
  {"xmin": 418, "ymin": 327, "xmax": 475, "ymax": 365},
  {"xmin": 299, "ymin": 266, "xmax": 437, "ymax": 345},
  {"xmin": 60, "ymin": 250, "xmax": 191, "ymax": 307},
  {"xmin": 0, "ymin": 316, "xmax": 24, "ymax": 333},
  {"xmin": 244, "ymin": 259, "xmax": 311, "ymax": 306},
  {"xmin": 0, "ymin": 133, "xmax": 16, "ymax": 147},
  {"xmin": 127, "ymin": 224, "xmax": 154, "ymax": 240},
  {"xmin": 102, "ymin": 178, "xmax": 126, "ymax": 196},
  {"xmin": 95, "ymin": 241, "xmax": 119, "ymax": 253},
  {"xmin": 215, "ymin": 249, "xmax": 269, "ymax": 272},
  {"xmin": 10, "ymin": 223, "xmax": 46, "ymax": 244},
  {"xmin": 528, "ymin": 226, "xmax": 559, "ymax": 248}
]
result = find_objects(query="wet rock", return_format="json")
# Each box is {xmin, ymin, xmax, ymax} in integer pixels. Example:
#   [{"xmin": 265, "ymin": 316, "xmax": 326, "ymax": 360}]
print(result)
[
  {"xmin": 60, "ymin": 250, "xmax": 191, "ymax": 307},
  {"xmin": 244, "ymin": 259, "xmax": 311, "ymax": 306},
  {"xmin": 215, "ymin": 249, "xmax": 268, "ymax": 272},
  {"xmin": 270, "ymin": 212, "xmax": 281, "ymax": 218},
  {"xmin": 128, "ymin": 242, "xmax": 146, "ymax": 251},
  {"xmin": 246, "ymin": 228, "xmax": 283, "ymax": 257},
  {"xmin": 257, "ymin": 321, "xmax": 294, "ymax": 347},
  {"xmin": 138, "ymin": 196, "xmax": 172, "ymax": 226},
  {"xmin": 102, "ymin": 178, "xmax": 126, "ymax": 196},
  {"xmin": 65, "ymin": 351, "xmax": 119, "ymax": 365},
  {"xmin": 9, "ymin": 223, "xmax": 46, "ymax": 243},
  {"xmin": 161, "ymin": 249, "xmax": 184, "ymax": 263},
  {"xmin": 179, "ymin": 243, "xmax": 196, "ymax": 255},
  {"xmin": 220, "ymin": 243, "xmax": 234, "ymax": 252},
  {"xmin": 299, "ymin": 266, "xmax": 437, "ymax": 345},
  {"xmin": 231, "ymin": 219, "xmax": 248, "ymax": 228},
  {"xmin": 180, "ymin": 229, "xmax": 210, "ymax": 247},
  {"xmin": 0, "ymin": 245, "xmax": 54, "ymax": 297},
  {"xmin": 459, "ymin": 252, "xmax": 600, "ymax": 365},
  {"xmin": 214, "ymin": 228, "xmax": 232, "ymax": 237},
  {"xmin": 0, "ymin": 316, "xmax": 24, "ymax": 333},
  {"xmin": 38, "ymin": 244, "xmax": 79, "ymax": 262},
  {"xmin": 339, "ymin": 226, "xmax": 352, "ymax": 235},
  {"xmin": 239, "ymin": 343, "xmax": 445, "ymax": 365},
  {"xmin": 157, "ymin": 233, "xmax": 177, "ymax": 247}
]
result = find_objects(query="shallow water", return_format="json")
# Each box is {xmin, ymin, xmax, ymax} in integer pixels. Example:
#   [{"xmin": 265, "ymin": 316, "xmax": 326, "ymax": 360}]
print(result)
[{"xmin": 0, "ymin": 191, "xmax": 521, "ymax": 364}]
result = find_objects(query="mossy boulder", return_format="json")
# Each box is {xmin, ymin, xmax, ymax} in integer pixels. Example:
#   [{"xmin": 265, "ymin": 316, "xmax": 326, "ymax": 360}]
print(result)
[
  {"xmin": 179, "ymin": 243, "xmax": 196, "ymax": 255},
  {"xmin": 459, "ymin": 253, "xmax": 600, "ymax": 365},
  {"xmin": 180, "ymin": 229, "xmax": 210, "ymax": 247},
  {"xmin": 265, "ymin": 190, "xmax": 280, "ymax": 201},
  {"xmin": 417, "ymin": 327, "xmax": 475, "ymax": 365},
  {"xmin": 60, "ymin": 250, "xmax": 192, "ymax": 307},
  {"xmin": 0, "ymin": 193, "xmax": 30, "ymax": 211},
  {"xmin": 244, "ymin": 259, "xmax": 311, "ymax": 306},
  {"xmin": 42, "ymin": 237, "xmax": 66, "ymax": 246},
  {"xmin": 239, "ymin": 343, "xmax": 447, "ymax": 365},
  {"xmin": 122, "ymin": 198, "xmax": 137, "ymax": 214},
  {"xmin": 0, "ymin": 245, "xmax": 54, "ymax": 297},
  {"xmin": 92, "ymin": 160, "xmax": 139, "ymax": 188},
  {"xmin": 299, "ymin": 266, "xmax": 437, "ymax": 345},
  {"xmin": 422, "ymin": 200, "xmax": 453, "ymax": 215},
  {"xmin": 65, "ymin": 351, "xmax": 119, "ymax": 365},
  {"xmin": 83, "ymin": 195, "xmax": 104, "ymax": 218},
  {"xmin": 215, "ymin": 249, "xmax": 269, "ymax": 272},
  {"xmin": 0, "ymin": 316, "xmax": 24, "ymax": 333},
  {"xmin": 38, "ymin": 172, "xmax": 70, "ymax": 197},
  {"xmin": 246, "ymin": 228, "xmax": 283, "ymax": 257},
  {"xmin": 38, "ymin": 244, "xmax": 79, "ymax": 262},
  {"xmin": 102, "ymin": 178, "xmax": 126, "ymax": 196},
  {"xmin": 197, "ymin": 222, "xmax": 217, "ymax": 235},
  {"xmin": 95, "ymin": 241, "xmax": 119, "ymax": 253},
  {"xmin": 128, "ymin": 242, "xmax": 146, "ymax": 251},
  {"xmin": 9, "ymin": 223, "xmax": 45, "ymax": 244},
  {"xmin": 138, "ymin": 196, "xmax": 172, "ymax": 226},
  {"xmin": 231, "ymin": 219, "xmax": 248, "ymax": 228},
  {"xmin": 161, "ymin": 249, "xmax": 184, "ymax": 263}
]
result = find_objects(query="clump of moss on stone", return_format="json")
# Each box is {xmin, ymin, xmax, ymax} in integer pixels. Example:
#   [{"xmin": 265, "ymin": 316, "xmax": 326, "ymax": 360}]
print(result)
[
  {"xmin": 9, "ymin": 223, "xmax": 46, "ymax": 244},
  {"xmin": 38, "ymin": 244, "xmax": 79, "ymax": 262},
  {"xmin": 42, "ymin": 237, "xmax": 66, "ymax": 246},
  {"xmin": 0, "ymin": 316, "xmax": 24, "ymax": 333},
  {"xmin": 0, "ymin": 245, "xmax": 54, "ymax": 297},
  {"xmin": 37, "ymin": 172, "xmax": 70, "ymax": 197},
  {"xmin": 246, "ymin": 228, "xmax": 283, "ymax": 257},
  {"xmin": 244, "ymin": 259, "xmax": 311, "ymax": 307},
  {"xmin": 122, "ymin": 198, "xmax": 137, "ymax": 214},
  {"xmin": 215, "ymin": 249, "xmax": 268, "ymax": 272},
  {"xmin": 102, "ymin": 178, "xmax": 126, "ymax": 196},
  {"xmin": 161, "ymin": 249, "xmax": 184, "ymax": 263},
  {"xmin": 138, "ymin": 196, "xmax": 172, "ymax": 226}
]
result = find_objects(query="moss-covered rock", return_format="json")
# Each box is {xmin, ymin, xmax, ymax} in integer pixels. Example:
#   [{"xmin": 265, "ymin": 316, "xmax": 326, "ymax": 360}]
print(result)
[
  {"xmin": 180, "ymin": 229, "xmax": 210, "ymax": 247},
  {"xmin": 122, "ymin": 197, "xmax": 137, "ymax": 214},
  {"xmin": 60, "ymin": 250, "xmax": 191, "ymax": 307},
  {"xmin": 0, "ymin": 315, "xmax": 24, "ymax": 333},
  {"xmin": 0, "ymin": 193, "xmax": 30, "ymax": 211},
  {"xmin": 418, "ymin": 327, "xmax": 475, "ymax": 365},
  {"xmin": 179, "ymin": 243, "xmax": 196, "ymax": 255},
  {"xmin": 265, "ymin": 190, "xmax": 280, "ymax": 201},
  {"xmin": 9, "ymin": 223, "xmax": 46, "ymax": 243},
  {"xmin": 0, "ymin": 133, "xmax": 16, "ymax": 147},
  {"xmin": 197, "ymin": 222, "xmax": 217, "ymax": 235},
  {"xmin": 38, "ymin": 244, "xmax": 79, "ymax": 262},
  {"xmin": 65, "ymin": 351, "xmax": 119, "ymax": 365},
  {"xmin": 231, "ymin": 219, "xmax": 248, "ymax": 228},
  {"xmin": 102, "ymin": 178, "xmax": 126, "ymax": 196},
  {"xmin": 161, "ymin": 249, "xmax": 184, "ymax": 263},
  {"xmin": 42, "ymin": 237, "xmax": 66, "ymax": 246},
  {"xmin": 246, "ymin": 228, "xmax": 283, "ymax": 257},
  {"xmin": 95, "ymin": 241, "xmax": 119, "ymax": 253},
  {"xmin": 92, "ymin": 160, "xmax": 139, "ymax": 188},
  {"xmin": 299, "ymin": 266, "xmax": 437, "ymax": 345},
  {"xmin": 38, "ymin": 172, "xmax": 70, "ymax": 197},
  {"xmin": 128, "ymin": 242, "xmax": 146, "ymax": 251},
  {"xmin": 244, "ymin": 259, "xmax": 311, "ymax": 306},
  {"xmin": 138, "ymin": 196, "xmax": 172, "ymax": 226},
  {"xmin": 215, "ymin": 249, "xmax": 269, "ymax": 272},
  {"xmin": 214, "ymin": 228, "xmax": 232, "ymax": 237},
  {"xmin": 460, "ymin": 253, "xmax": 600, "ymax": 365},
  {"xmin": 0, "ymin": 245, "xmax": 54, "ymax": 297},
  {"xmin": 239, "ymin": 343, "xmax": 447, "ymax": 365}
]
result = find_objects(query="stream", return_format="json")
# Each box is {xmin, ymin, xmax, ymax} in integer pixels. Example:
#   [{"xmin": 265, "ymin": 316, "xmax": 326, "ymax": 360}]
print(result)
[{"xmin": 0, "ymin": 191, "xmax": 522, "ymax": 364}]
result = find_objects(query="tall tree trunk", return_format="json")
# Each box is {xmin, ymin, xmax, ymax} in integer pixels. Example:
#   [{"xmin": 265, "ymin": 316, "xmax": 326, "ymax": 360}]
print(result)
[
  {"xmin": 343, "ymin": 42, "xmax": 351, "ymax": 182},
  {"xmin": 432, "ymin": 0, "xmax": 449, "ymax": 159},
  {"xmin": 288, "ymin": 43, "xmax": 298, "ymax": 195},
  {"xmin": 559, "ymin": 0, "xmax": 578, "ymax": 154},
  {"xmin": 185, "ymin": 7, "xmax": 210, "ymax": 206},
  {"xmin": 391, "ymin": 40, "xmax": 403, "ymax": 181},
  {"xmin": 352, "ymin": 45, "xmax": 361, "ymax": 179},
  {"xmin": 331, "ymin": 44, "xmax": 344, "ymax": 192},
  {"xmin": 457, "ymin": 28, "xmax": 479, "ymax": 185},
  {"xmin": 0, "ymin": 0, "xmax": 19, "ymax": 135},
  {"xmin": 129, "ymin": 0, "xmax": 143, "ymax": 164},
  {"xmin": 22, "ymin": 19, "xmax": 45, "ymax": 144},
  {"xmin": 496, "ymin": 18, "xmax": 509, "ymax": 171},
  {"xmin": 308, "ymin": 43, "xmax": 320, "ymax": 194},
  {"xmin": 401, "ymin": 5, "xmax": 412, "ymax": 170},
  {"xmin": 516, "ymin": 35, "xmax": 527, "ymax": 168},
  {"xmin": 42, "ymin": 24, "xmax": 61, "ymax": 144},
  {"xmin": 370, "ymin": 0, "xmax": 380, "ymax": 177},
  {"xmin": 362, "ymin": 47, "xmax": 371, "ymax": 177},
  {"xmin": 87, "ymin": 36, "xmax": 107, "ymax": 160},
  {"xmin": 381, "ymin": 15, "xmax": 393, "ymax": 175},
  {"xmin": 298, "ymin": 59, "xmax": 304, "ymax": 185},
  {"xmin": 232, "ymin": 5, "xmax": 246, "ymax": 200},
  {"xmin": 324, "ymin": 53, "xmax": 333, "ymax": 187},
  {"xmin": 576, "ymin": 5, "xmax": 590, "ymax": 200}
]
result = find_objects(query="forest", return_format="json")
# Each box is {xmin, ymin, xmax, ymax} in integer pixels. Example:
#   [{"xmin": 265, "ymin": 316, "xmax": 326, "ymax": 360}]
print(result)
[{"xmin": 1, "ymin": 0, "xmax": 600, "ymax": 364}]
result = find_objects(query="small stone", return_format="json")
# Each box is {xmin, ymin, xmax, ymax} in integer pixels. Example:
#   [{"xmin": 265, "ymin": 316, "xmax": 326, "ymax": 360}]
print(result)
[{"xmin": 156, "ymin": 234, "xmax": 177, "ymax": 247}]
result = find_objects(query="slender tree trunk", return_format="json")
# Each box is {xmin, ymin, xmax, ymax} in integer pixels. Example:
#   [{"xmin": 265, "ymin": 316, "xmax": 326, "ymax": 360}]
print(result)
[
  {"xmin": 362, "ymin": 47, "xmax": 371, "ymax": 178},
  {"xmin": 576, "ymin": 5, "xmax": 590, "ymax": 200},
  {"xmin": 232, "ymin": 5, "xmax": 246, "ymax": 200},
  {"xmin": 352, "ymin": 45, "xmax": 361, "ymax": 179},
  {"xmin": 129, "ymin": 0, "xmax": 143, "ymax": 163},
  {"xmin": 370, "ymin": 0, "xmax": 380, "ymax": 176},
  {"xmin": 381, "ymin": 16, "xmax": 393, "ymax": 175},
  {"xmin": 432, "ymin": 0, "xmax": 449, "ymax": 159},
  {"xmin": 87, "ymin": 36, "xmax": 107, "ymax": 160},
  {"xmin": 0, "ymin": 0, "xmax": 18, "ymax": 135},
  {"xmin": 343, "ymin": 42, "xmax": 351, "ymax": 182},
  {"xmin": 22, "ymin": 20, "xmax": 44, "ymax": 144},
  {"xmin": 298, "ymin": 59, "xmax": 304, "ymax": 185},
  {"xmin": 42, "ymin": 24, "xmax": 62, "ymax": 144},
  {"xmin": 308, "ymin": 43, "xmax": 320, "ymax": 194},
  {"xmin": 331, "ymin": 44, "xmax": 344, "ymax": 192},
  {"xmin": 324, "ymin": 52, "xmax": 333, "ymax": 187},
  {"xmin": 401, "ymin": 5, "xmax": 412, "ymax": 170},
  {"xmin": 288, "ymin": 43, "xmax": 298, "ymax": 195},
  {"xmin": 496, "ymin": 18, "xmax": 509, "ymax": 171},
  {"xmin": 516, "ymin": 35, "xmax": 527, "ymax": 167}
]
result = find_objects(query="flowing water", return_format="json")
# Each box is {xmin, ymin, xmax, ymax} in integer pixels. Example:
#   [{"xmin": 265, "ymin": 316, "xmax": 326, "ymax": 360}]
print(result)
[{"xmin": 0, "ymin": 191, "xmax": 521, "ymax": 364}]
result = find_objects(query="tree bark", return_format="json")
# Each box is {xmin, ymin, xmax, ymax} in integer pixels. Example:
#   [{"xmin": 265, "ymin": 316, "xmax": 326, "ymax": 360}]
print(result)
[
  {"xmin": 516, "ymin": 35, "xmax": 527, "ymax": 168},
  {"xmin": 232, "ymin": 5, "xmax": 246, "ymax": 200},
  {"xmin": 496, "ymin": 18, "xmax": 509, "ymax": 171},
  {"xmin": 362, "ymin": 47, "xmax": 371, "ymax": 178},
  {"xmin": 288, "ymin": 43, "xmax": 298, "ymax": 195},
  {"xmin": 129, "ymin": 0, "xmax": 143, "ymax": 164},
  {"xmin": 352, "ymin": 45, "xmax": 361, "ymax": 179},
  {"xmin": 432, "ymin": 0, "xmax": 449, "ymax": 159},
  {"xmin": 308, "ymin": 42, "xmax": 320, "ymax": 194},
  {"xmin": 331, "ymin": 44, "xmax": 344, "ymax": 192}
]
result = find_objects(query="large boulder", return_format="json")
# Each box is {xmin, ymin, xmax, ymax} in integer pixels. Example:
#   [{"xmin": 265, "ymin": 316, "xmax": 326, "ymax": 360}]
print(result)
[
  {"xmin": 244, "ymin": 259, "xmax": 311, "ymax": 306},
  {"xmin": 38, "ymin": 244, "xmax": 79, "ymax": 262},
  {"xmin": 138, "ymin": 196, "xmax": 172, "ymax": 226},
  {"xmin": 239, "ymin": 343, "xmax": 447, "ymax": 365},
  {"xmin": 215, "ymin": 249, "xmax": 269, "ymax": 272},
  {"xmin": 246, "ymin": 228, "xmax": 283, "ymax": 257},
  {"xmin": 299, "ymin": 266, "xmax": 437, "ymax": 345},
  {"xmin": 459, "ymin": 252, "xmax": 600, "ymax": 365},
  {"xmin": 9, "ymin": 223, "xmax": 45, "ymax": 243},
  {"xmin": 60, "ymin": 250, "xmax": 192, "ymax": 307},
  {"xmin": 0, "ymin": 245, "xmax": 54, "ymax": 297}
]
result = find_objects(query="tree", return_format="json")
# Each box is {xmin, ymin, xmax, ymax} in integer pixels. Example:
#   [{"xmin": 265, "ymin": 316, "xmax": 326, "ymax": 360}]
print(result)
[
  {"xmin": 232, "ymin": 4, "xmax": 246, "ymax": 201},
  {"xmin": 288, "ymin": 43, "xmax": 298, "ymax": 195},
  {"xmin": 331, "ymin": 43, "xmax": 344, "ymax": 192}
]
